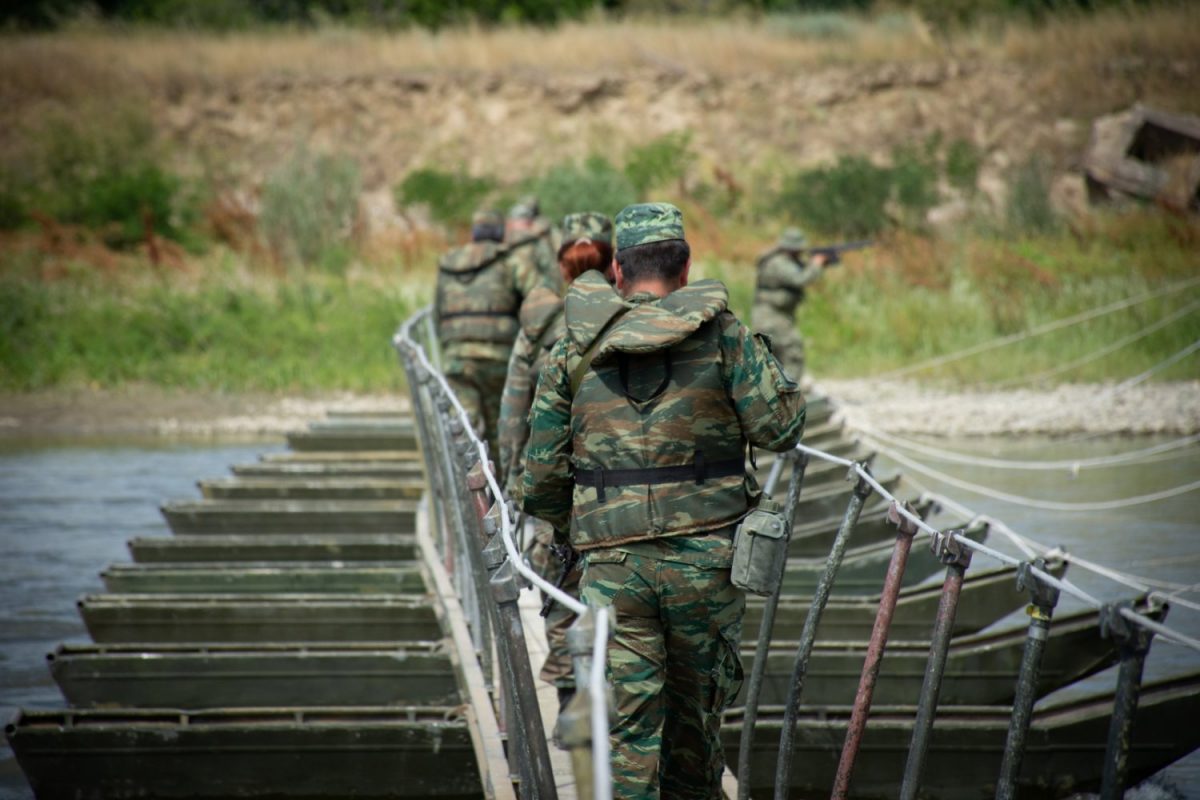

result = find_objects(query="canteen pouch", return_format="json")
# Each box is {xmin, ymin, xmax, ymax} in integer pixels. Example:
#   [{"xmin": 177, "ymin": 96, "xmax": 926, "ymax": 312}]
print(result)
[{"xmin": 730, "ymin": 497, "xmax": 789, "ymax": 597}]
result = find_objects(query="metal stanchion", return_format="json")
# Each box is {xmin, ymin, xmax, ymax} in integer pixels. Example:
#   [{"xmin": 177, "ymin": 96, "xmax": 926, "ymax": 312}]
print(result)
[
  {"xmin": 995, "ymin": 558, "xmax": 1061, "ymax": 800},
  {"xmin": 1099, "ymin": 600, "xmax": 1164, "ymax": 800},
  {"xmin": 736, "ymin": 451, "xmax": 809, "ymax": 800},
  {"xmin": 561, "ymin": 610, "xmax": 602, "ymax": 800},
  {"xmin": 898, "ymin": 530, "xmax": 973, "ymax": 800},
  {"xmin": 772, "ymin": 466, "xmax": 875, "ymax": 800},
  {"xmin": 830, "ymin": 500, "xmax": 918, "ymax": 800}
]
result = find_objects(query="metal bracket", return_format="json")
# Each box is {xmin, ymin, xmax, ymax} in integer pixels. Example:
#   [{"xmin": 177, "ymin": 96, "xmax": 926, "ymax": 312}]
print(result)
[
  {"xmin": 1016, "ymin": 558, "xmax": 1061, "ymax": 611},
  {"xmin": 887, "ymin": 500, "xmax": 920, "ymax": 538},
  {"xmin": 1099, "ymin": 601, "xmax": 1155, "ymax": 652},
  {"xmin": 930, "ymin": 528, "xmax": 973, "ymax": 569},
  {"xmin": 489, "ymin": 559, "xmax": 521, "ymax": 605},
  {"xmin": 850, "ymin": 463, "xmax": 874, "ymax": 499},
  {"xmin": 481, "ymin": 535, "xmax": 506, "ymax": 572}
]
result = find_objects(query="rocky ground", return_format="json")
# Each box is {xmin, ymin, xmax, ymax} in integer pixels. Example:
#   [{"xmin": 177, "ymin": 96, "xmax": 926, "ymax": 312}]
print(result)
[{"xmin": 3, "ymin": 381, "xmax": 1197, "ymax": 442}]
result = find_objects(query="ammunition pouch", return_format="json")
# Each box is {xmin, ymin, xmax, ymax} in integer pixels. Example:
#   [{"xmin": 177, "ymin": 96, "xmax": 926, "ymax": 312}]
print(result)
[{"xmin": 730, "ymin": 496, "xmax": 789, "ymax": 597}]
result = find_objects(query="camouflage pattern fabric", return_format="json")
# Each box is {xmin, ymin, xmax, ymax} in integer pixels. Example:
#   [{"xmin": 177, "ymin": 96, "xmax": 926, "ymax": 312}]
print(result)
[
  {"xmin": 499, "ymin": 286, "xmax": 565, "ymax": 497},
  {"xmin": 561, "ymin": 211, "xmax": 614, "ymax": 245},
  {"xmin": 508, "ymin": 218, "xmax": 561, "ymax": 292},
  {"xmin": 522, "ymin": 271, "xmax": 806, "ymax": 550},
  {"xmin": 581, "ymin": 547, "xmax": 744, "ymax": 800},
  {"xmin": 436, "ymin": 239, "xmax": 550, "ymax": 460},
  {"xmin": 614, "ymin": 202, "xmax": 685, "ymax": 252},
  {"xmin": 751, "ymin": 250, "xmax": 822, "ymax": 382},
  {"xmin": 526, "ymin": 518, "xmax": 580, "ymax": 688},
  {"xmin": 521, "ymin": 262, "xmax": 804, "ymax": 799}
]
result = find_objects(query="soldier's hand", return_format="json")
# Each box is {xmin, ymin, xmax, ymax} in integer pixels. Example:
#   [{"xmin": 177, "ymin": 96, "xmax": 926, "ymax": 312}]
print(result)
[{"xmin": 811, "ymin": 252, "xmax": 829, "ymax": 268}]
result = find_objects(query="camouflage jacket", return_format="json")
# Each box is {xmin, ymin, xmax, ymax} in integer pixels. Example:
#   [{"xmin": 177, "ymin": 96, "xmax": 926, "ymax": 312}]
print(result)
[
  {"xmin": 521, "ymin": 271, "xmax": 806, "ymax": 550},
  {"xmin": 498, "ymin": 286, "xmax": 565, "ymax": 497},
  {"xmin": 753, "ymin": 250, "xmax": 822, "ymax": 316},
  {"xmin": 434, "ymin": 240, "xmax": 549, "ymax": 362},
  {"xmin": 507, "ymin": 220, "xmax": 561, "ymax": 294}
]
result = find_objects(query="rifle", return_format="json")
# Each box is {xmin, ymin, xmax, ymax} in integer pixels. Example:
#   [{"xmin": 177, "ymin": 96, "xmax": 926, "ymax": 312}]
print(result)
[
  {"xmin": 804, "ymin": 239, "xmax": 873, "ymax": 267},
  {"xmin": 540, "ymin": 540, "xmax": 579, "ymax": 617}
]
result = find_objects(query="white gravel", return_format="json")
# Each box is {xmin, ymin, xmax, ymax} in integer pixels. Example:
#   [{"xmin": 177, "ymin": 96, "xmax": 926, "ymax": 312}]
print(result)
[{"xmin": 817, "ymin": 379, "xmax": 1200, "ymax": 437}]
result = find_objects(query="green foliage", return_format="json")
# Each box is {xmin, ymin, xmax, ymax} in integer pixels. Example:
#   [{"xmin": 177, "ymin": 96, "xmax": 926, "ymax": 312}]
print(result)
[
  {"xmin": 945, "ymin": 138, "xmax": 982, "ymax": 193},
  {"xmin": 624, "ymin": 132, "xmax": 693, "ymax": 198},
  {"xmin": 525, "ymin": 155, "xmax": 637, "ymax": 223},
  {"xmin": 889, "ymin": 142, "xmax": 940, "ymax": 222},
  {"xmin": 0, "ymin": 272, "xmax": 418, "ymax": 392},
  {"xmin": 260, "ymin": 146, "xmax": 361, "ymax": 270},
  {"xmin": 1006, "ymin": 155, "xmax": 1059, "ymax": 235},
  {"xmin": 396, "ymin": 167, "xmax": 495, "ymax": 230},
  {"xmin": 778, "ymin": 155, "xmax": 892, "ymax": 238},
  {"xmin": 16, "ymin": 110, "xmax": 201, "ymax": 247},
  {"xmin": 764, "ymin": 11, "xmax": 861, "ymax": 40}
]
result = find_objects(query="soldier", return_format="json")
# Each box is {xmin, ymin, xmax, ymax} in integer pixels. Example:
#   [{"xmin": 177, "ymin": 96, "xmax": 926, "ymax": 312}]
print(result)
[
  {"xmin": 434, "ymin": 208, "xmax": 549, "ymax": 463},
  {"xmin": 751, "ymin": 227, "xmax": 830, "ymax": 382},
  {"xmin": 522, "ymin": 203, "xmax": 806, "ymax": 799},
  {"xmin": 506, "ymin": 194, "xmax": 561, "ymax": 291},
  {"xmin": 498, "ymin": 211, "xmax": 614, "ymax": 708}
]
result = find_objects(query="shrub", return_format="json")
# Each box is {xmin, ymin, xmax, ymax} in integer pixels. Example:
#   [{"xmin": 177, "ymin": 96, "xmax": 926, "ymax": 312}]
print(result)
[
  {"xmin": 396, "ymin": 167, "xmax": 495, "ymax": 230},
  {"xmin": 624, "ymin": 131, "xmax": 694, "ymax": 198},
  {"xmin": 525, "ymin": 155, "xmax": 637, "ymax": 223},
  {"xmin": 260, "ymin": 146, "xmax": 361, "ymax": 270},
  {"xmin": 890, "ymin": 143, "xmax": 939, "ymax": 222},
  {"xmin": 945, "ymin": 138, "xmax": 983, "ymax": 194},
  {"xmin": 779, "ymin": 155, "xmax": 892, "ymax": 239},
  {"xmin": 1006, "ymin": 155, "xmax": 1058, "ymax": 235}
]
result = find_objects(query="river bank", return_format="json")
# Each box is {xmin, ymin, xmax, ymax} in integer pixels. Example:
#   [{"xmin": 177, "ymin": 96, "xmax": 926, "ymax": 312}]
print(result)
[{"xmin": 2, "ymin": 381, "xmax": 1197, "ymax": 442}]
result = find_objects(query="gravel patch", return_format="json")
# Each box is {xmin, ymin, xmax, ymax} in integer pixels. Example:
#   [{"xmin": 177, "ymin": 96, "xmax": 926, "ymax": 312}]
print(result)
[{"xmin": 818, "ymin": 379, "xmax": 1200, "ymax": 437}]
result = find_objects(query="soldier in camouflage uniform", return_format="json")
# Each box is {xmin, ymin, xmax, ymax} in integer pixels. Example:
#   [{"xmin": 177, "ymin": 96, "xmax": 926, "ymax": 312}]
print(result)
[
  {"xmin": 506, "ymin": 194, "xmax": 561, "ymax": 292},
  {"xmin": 498, "ymin": 211, "xmax": 614, "ymax": 705},
  {"xmin": 434, "ymin": 209, "xmax": 550, "ymax": 464},
  {"xmin": 750, "ymin": 227, "xmax": 829, "ymax": 382},
  {"xmin": 522, "ymin": 203, "xmax": 806, "ymax": 799}
]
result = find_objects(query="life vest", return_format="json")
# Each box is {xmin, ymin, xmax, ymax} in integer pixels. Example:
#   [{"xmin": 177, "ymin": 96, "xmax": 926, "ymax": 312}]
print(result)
[
  {"xmin": 435, "ymin": 241, "xmax": 521, "ymax": 345},
  {"xmin": 563, "ymin": 272, "xmax": 750, "ymax": 550}
]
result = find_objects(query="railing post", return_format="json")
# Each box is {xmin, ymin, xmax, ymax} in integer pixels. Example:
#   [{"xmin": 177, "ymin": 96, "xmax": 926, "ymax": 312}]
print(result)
[
  {"xmin": 898, "ymin": 529, "xmax": 973, "ymax": 800},
  {"xmin": 829, "ymin": 500, "xmax": 919, "ymax": 800},
  {"xmin": 773, "ymin": 465, "xmax": 876, "ymax": 800},
  {"xmin": 561, "ymin": 611, "xmax": 600, "ymax": 800},
  {"xmin": 1099, "ymin": 601, "xmax": 1164, "ymax": 800},
  {"xmin": 737, "ymin": 451, "xmax": 809, "ymax": 800},
  {"xmin": 994, "ymin": 558, "xmax": 1061, "ymax": 800}
]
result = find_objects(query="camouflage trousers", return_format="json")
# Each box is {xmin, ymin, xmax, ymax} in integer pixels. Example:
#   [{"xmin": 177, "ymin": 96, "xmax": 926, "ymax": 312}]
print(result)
[
  {"xmin": 443, "ymin": 356, "xmax": 509, "ymax": 467},
  {"xmin": 528, "ymin": 519, "xmax": 581, "ymax": 688},
  {"xmin": 581, "ymin": 551, "xmax": 745, "ymax": 800},
  {"xmin": 751, "ymin": 305, "xmax": 805, "ymax": 382}
]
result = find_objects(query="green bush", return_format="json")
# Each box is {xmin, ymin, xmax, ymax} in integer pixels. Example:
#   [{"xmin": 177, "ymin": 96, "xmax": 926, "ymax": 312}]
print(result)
[
  {"xmin": 890, "ymin": 143, "xmax": 939, "ymax": 222},
  {"xmin": 526, "ymin": 155, "xmax": 637, "ymax": 223},
  {"xmin": 945, "ymin": 138, "xmax": 982, "ymax": 194},
  {"xmin": 624, "ymin": 131, "xmax": 694, "ymax": 198},
  {"xmin": 779, "ymin": 155, "xmax": 892, "ymax": 238},
  {"xmin": 260, "ymin": 147, "xmax": 361, "ymax": 270},
  {"xmin": 396, "ymin": 167, "xmax": 495, "ymax": 230},
  {"xmin": 1006, "ymin": 155, "xmax": 1058, "ymax": 235},
  {"xmin": 24, "ymin": 110, "xmax": 200, "ymax": 247}
]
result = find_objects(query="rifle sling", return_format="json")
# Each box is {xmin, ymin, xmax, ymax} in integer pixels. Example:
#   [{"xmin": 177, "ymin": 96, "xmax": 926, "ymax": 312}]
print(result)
[{"xmin": 568, "ymin": 305, "xmax": 632, "ymax": 396}]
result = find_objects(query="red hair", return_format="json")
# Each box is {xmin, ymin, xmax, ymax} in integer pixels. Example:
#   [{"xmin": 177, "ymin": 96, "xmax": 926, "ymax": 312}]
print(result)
[{"xmin": 559, "ymin": 239, "xmax": 614, "ymax": 283}]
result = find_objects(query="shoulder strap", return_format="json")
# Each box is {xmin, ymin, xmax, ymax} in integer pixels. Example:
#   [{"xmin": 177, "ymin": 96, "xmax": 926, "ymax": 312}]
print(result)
[
  {"xmin": 569, "ymin": 306, "xmax": 632, "ymax": 397},
  {"xmin": 531, "ymin": 307, "xmax": 564, "ymax": 353}
]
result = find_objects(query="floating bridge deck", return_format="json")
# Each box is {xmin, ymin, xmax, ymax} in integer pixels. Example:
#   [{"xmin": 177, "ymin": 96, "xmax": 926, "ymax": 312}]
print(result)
[{"xmin": 5, "ymin": 335, "xmax": 1199, "ymax": 798}]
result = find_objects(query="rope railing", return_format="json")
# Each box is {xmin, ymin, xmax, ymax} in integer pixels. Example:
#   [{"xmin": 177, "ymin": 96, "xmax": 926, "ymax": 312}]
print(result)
[
  {"xmin": 393, "ymin": 306, "xmax": 611, "ymax": 800},
  {"xmin": 794, "ymin": 441, "xmax": 1200, "ymax": 653}
]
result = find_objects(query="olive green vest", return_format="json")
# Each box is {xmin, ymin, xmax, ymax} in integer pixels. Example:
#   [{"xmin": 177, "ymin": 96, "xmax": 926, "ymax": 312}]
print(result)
[
  {"xmin": 435, "ymin": 241, "xmax": 520, "ymax": 345},
  {"xmin": 518, "ymin": 286, "xmax": 565, "ymax": 387},
  {"xmin": 564, "ymin": 273, "xmax": 750, "ymax": 550}
]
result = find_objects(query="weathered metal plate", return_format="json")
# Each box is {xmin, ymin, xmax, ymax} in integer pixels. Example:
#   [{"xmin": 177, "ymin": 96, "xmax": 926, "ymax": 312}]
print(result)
[
  {"xmin": 744, "ymin": 560, "xmax": 1067, "ymax": 641},
  {"xmin": 101, "ymin": 562, "xmax": 426, "ymax": 594},
  {"xmin": 260, "ymin": 450, "xmax": 422, "ymax": 464},
  {"xmin": 79, "ymin": 593, "xmax": 440, "ymax": 643},
  {"xmin": 49, "ymin": 642, "xmax": 460, "ymax": 708},
  {"xmin": 200, "ymin": 477, "xmax": 426, "ymax": 500},
  {"xmin": 129, "ymin": 534, "xmax": 417, "ymax": 563},
  {"xmin": 5, "ymin": 706, "xmax": 481, "ymax": 800},
  {"xmin": 725, "ymin": 672, "xmax": 1200, "ymax": 800},
  {"xmin": 161, "ymin": 499, "xmax": 418, "ymax": 535},
  {"xmin": 778, "ymin": 520, "xmax": 987, "ymax": 595},
  {"xmin": 232, "ymin": 461, "xmax": 425, "ymax": 479},
  {"xmin": 740, "ymin": 602, "xmax": 1155, "ymax": 707},
  {"xmin": 287, "ymin": 428, "xmax": 417, "ymax": 452}
]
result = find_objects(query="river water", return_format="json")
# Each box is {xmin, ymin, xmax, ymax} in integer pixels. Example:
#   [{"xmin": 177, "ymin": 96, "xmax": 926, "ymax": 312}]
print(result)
[{"xmin": 0, "ymin": 434, "xmax": 1197, "ymax": 798}]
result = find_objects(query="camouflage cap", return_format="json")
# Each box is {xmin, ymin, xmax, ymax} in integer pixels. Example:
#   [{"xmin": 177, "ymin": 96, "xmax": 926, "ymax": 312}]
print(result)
[
  {"xmin": 777, "ymin": 227, "xmax": 808, "ymax": 251},
  {"xmin": 560, "ymin": 212, "xmax": 613, "ymax": 246},
  {"xmin": 614, "ymin": 202, "xmax": 685, "ymax": 252},
  {"xmin": 508, "ymin": 194, "xmax": 540, "ymax": 220}
]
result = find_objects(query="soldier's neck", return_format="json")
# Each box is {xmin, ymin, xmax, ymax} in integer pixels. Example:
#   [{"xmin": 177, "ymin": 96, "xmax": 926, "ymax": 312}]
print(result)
[{"xmin": 621, "ymin": 278, "xmax": 683, "ymax": 299}]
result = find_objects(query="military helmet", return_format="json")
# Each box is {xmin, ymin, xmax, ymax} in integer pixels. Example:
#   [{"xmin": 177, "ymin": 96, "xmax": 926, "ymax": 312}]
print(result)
[
  {"xmin": 508, "ymin": 194, "xmax": 540, "ymax": 220},
  {"xmin": 471, "ymin": 209, "xmax": 506, "ymax": 242},
  {"xmin": 777, "ymin": 227, "xmax": 808, "ymax": 251},
  {"xmin": 560, "ymin": 212, "xmax": 613, "ymax": 247}
]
